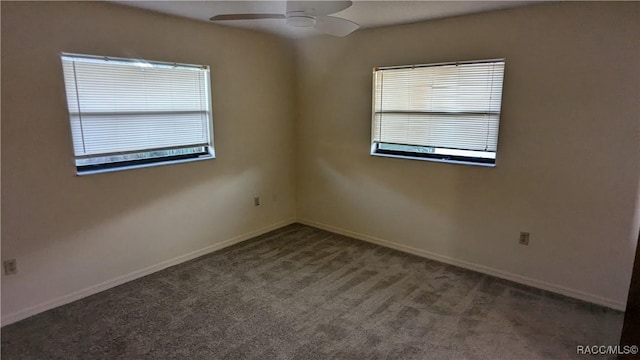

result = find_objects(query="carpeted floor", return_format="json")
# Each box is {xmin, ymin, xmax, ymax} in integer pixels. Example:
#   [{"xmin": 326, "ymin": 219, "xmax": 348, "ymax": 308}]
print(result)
[{"xmin": 1, "ymin": 224, "xmax": 623, "ymax": 359}]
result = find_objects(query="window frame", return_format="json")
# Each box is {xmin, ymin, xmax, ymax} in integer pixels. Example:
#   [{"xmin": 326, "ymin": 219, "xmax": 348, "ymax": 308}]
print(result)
[
  {"xmin": 370, "ymin": 59, "xmax": 505, "ymax": 167},
  {"xmin": 60, "ymin": 53, "xmax": 215, "ymax": 176}
]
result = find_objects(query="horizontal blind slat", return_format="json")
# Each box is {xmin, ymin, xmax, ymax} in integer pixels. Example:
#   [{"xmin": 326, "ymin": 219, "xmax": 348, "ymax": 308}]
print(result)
[{"xmin": 70, "ymin": 113, "xmax": 209, "ymax": 155}]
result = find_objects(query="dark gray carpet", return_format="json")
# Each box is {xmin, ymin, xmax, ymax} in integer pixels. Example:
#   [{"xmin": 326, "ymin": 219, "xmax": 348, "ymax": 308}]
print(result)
[{"xmin": 1, "ymin": 224, "xmax": 623, "ymax": 359}]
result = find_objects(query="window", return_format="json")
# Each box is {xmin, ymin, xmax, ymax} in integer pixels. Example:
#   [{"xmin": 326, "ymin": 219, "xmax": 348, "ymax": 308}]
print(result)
[
  {"xmin": 371, "ymin": 59, "xmax": 505, "ymax": 166},
  {"xmin": 61, "ymin": 53, "xmax": 214, "ymax": 175}
]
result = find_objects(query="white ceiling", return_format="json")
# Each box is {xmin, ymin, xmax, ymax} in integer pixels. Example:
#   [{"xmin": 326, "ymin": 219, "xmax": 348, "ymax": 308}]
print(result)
[{"xmin": 115, "ymin": 1, "xmax": 538, "ymax": 39}]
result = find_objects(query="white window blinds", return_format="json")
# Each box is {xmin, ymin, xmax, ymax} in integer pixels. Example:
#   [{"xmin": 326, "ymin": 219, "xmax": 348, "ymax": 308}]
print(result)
[
  {"xmin": 61, "ymin": 53, "xmax": 213, "ymax": 173},
  {"xmin": 372, "ymin": 59, "xmax": 505, "ymax": 165}
]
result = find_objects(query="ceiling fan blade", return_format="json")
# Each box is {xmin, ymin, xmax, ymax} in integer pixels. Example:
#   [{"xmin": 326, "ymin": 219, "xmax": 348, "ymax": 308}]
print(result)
[
  {"xmin": 286, "ymin": 1, "xmax": 352, "ymax": 16},
  {"xmin": 210, "ymin": 14, "xmax": 285, "ymax": 21},
  {"xmin": 315, "ymin": 16, "xmax": 359, "ymax": 37}
]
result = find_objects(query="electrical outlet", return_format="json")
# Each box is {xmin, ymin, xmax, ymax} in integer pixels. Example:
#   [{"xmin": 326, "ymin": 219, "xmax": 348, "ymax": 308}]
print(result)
[
  {"xmin": 3, "ymin": 259, "xmax": 17, "ymax": 275},
  {"xmin": 519, "ymin": 232, "xmax": 530, "ymax": 246},
  {"xmin": 254, "ymin": 196, "xmax": 260, "ymax": 207}
]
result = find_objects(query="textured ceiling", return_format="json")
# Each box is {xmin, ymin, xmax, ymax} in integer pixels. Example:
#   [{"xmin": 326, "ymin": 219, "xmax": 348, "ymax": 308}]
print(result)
[{"xmin": 115, "ymin": 1, "xmax": 538, "ymax": 38}]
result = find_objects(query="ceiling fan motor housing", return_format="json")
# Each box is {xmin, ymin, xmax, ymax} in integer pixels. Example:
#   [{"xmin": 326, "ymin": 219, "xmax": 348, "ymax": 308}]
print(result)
[
  {"xmin": 286, "ymin": 12, "xmax": 316, "ymax": 27},
  {"xmin": 209, "ymin": 1, "xmax": 358, "ymax": 37}
]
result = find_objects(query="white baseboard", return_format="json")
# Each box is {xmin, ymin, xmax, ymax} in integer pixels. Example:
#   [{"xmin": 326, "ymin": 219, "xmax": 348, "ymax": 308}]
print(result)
[
  {"xmin": 1, "ymin": 218, "xmax": 296, "ymax": 327},
  {"xmin": 298, "ymin": 218, "xmax": 626, "ymax": 311},
  {"xmin": 2, "ymin": 216, "xmax": 624, "ymax": 327}
]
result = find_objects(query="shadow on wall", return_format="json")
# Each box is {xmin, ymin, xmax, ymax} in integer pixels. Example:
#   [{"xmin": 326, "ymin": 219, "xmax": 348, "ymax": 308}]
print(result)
[
  {"xmin": 294, "ymin": 2, "xmax": 640, "ymax": 306},
  {"xmin": 1, "ymin": 0, "xmax": 296, "ymax": 320},
  {"xmin": 1, "ymin": 0, "xmax": 296, "ymax": 287},
  {"xmin": 1, "ymin": 158, "xmax": 265, "ymax": 265},
  {"xmin": 632, "ymin": 178, "xmax": 640, "ymax": 250},
  {"xmin": 296, "ymin": 33, "xmax": 519, "ymax": 265},
  {"xmin": 308, "ymin": 137, "xmax": 639, "ymax": 304},
  {"xmin": 312, "ymin": 152, "xmax": 497, "ymax": 259}
]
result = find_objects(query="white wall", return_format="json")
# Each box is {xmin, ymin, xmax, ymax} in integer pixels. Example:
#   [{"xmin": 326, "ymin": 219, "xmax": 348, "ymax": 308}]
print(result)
[
  {"xmin": 2, "ymin": 1, "xmax": 639, "ymax": 325},
  {"xmin": 295, "ymin": 2, "xmax": 640, "ymax": 310},
  {"xmin": 1, "ymin": 2, "xmax": 297, "ymax": 323}
]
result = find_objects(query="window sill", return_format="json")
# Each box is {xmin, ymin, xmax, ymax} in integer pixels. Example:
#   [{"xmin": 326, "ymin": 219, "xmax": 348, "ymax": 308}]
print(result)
[
  {"xmin": 76, "ymin": 153, "xmax": 215, "ymax": 176},
  {"xmin": 370, "ymin": 151, "xmax": 496, "ymax": 167}
]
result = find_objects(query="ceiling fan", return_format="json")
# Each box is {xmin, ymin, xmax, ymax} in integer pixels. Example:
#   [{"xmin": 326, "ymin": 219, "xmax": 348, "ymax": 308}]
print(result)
[{"xmin": 209, "ymin": 1, "xmax": 359, "ymax": 37}]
